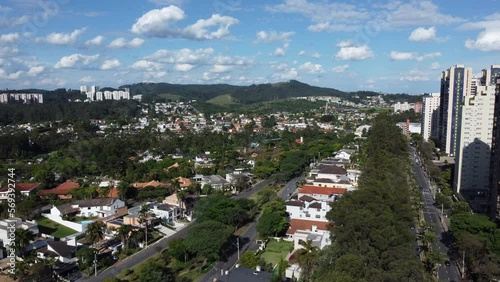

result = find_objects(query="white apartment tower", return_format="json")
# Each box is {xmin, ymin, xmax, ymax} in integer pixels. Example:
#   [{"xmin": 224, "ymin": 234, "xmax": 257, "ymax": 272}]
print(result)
[
  {"xmin": 438, "ymin": 64, "xmax": 474, "ymax": 157},
  {"xmin": 421, "ymin": 93, "xmax": 440, "ymax": 141}
]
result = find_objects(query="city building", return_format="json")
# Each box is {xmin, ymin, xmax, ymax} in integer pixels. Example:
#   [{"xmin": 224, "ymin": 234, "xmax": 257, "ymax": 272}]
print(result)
[
  {"xmin": 438, "ymin": 64, "xmax": 474, "ymax": 157},
  {"xmin": 490, "ymin": 75, "xmax": 500, "ymax": 220},
  {"xmin": 454, "ymin": 72, "xmax": 496, "ymax": 213},
  {"xmin": 421, "ymin": 93, "xmax": 440, "ymax": 141},
  {"xmin": 0, "ymin": 93, "xmax": 43, "ymax": 104}
]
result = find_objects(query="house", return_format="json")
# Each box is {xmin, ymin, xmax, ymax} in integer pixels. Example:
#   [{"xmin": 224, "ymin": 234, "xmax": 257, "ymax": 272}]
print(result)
[
  {"xmin": 0, "ymin": 218, "xmax": 39, "ymax": 247},
  {"xmin": 298, "ymin": 185, "xmax": 347, "ymax": 202},
  {"xmin": 200, "ymin": 175, "xmax": 229, "ymax": 191},
  {"xmin": 50, "ymin": 198, "xmax": 126, "ymax": 218},
  {"xmin": 37, "ymin": 240, "xmax": 77, "ymax": 263},
  {"xmin": 285, "ymin": 197, "xmax": 330, "ymax": 221},
  {"xmin": 286, "ymin": 219, "xmax": 330, "ymax": 250},
  {"xmin": 175, "ymin": 177, "xmax": 192, "ymax": 189},
  {"xmin": 195, "ymin": 152, "xmax": 213, "ymax": 164},
  {"xmin": 148, "ymin": 202, "xmax": 181, "ymax": 224},
  {"xmin": 132, "ymin": 180, "xmax": 170, "ymax": 189},
  {"xmin": 311, "ymin": 178, "xmax": 353, "ymax": 189},
  {"xmin": 334, "ymin": 149, "xmax": 356, "ymax": 161},
  {"xmin": 38, "ymin": 180, "xmax": 80, "ymax": 199},
  {"xmin": 309, "ymin": 165, "xmax": 348, "ymax": 181},
  {"xmin": 0, "ymin": 182, "xmax": 40, "ymax": 201}
]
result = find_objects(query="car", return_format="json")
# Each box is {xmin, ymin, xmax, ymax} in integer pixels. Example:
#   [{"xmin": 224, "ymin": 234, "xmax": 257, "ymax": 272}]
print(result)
[{"xmin": 445, "ymin": 260, "xmax": 451, "ymax": 266}]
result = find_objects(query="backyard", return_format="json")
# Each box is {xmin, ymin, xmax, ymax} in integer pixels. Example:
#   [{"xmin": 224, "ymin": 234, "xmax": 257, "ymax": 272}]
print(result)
[
  {"xmin": 260, "ymin": 239, "xmax": 293, "ymax": 266},
  {"xmin": 35, "ymin": 217, "xmax": 78, "ymax": 238}
]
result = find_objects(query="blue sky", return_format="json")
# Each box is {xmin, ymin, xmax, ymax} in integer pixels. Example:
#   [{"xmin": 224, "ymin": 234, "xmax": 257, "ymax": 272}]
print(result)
[{"xmin": 0, "ymin": 0, "xmax": 499, "ymax": 94}]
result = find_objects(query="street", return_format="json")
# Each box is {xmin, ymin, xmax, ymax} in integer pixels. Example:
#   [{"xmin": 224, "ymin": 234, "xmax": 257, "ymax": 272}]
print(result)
[
  {"xmin": 411, "ymin": 150, "xmax": 462, "ymax": 282},
  {"xmin": 78, "ymin": 178, "xmax": 274, "ymax": 282},
  {"xmin": 199, "ymin": 176, "xmax": 302, "ymax": 282}
]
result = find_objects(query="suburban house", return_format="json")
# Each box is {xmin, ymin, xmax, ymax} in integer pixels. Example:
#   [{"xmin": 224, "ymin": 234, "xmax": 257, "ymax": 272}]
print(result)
[
  {"xmin": 37, "ymin": 240, "xmax": 77, "ymax": 263},
  {"xmin": 38, "ymin": 180, "xmax": 80, "ymax": 199},
  {"xmin": 310, "ymin": 178, "xmax": 353, "ymax": 189},
  {"xmin": 298, "ymin": 185, "xmax": 347, "ymax": 202},
  {"xmin": 334, "ymin": 149, "xmax": 356, "ymax": 161},
  {"xmin": 132, "ymin": 180, "xmax": 170, "ymax": 189},
  {"xmin": 148, "ymin": 202, "xmax": 181, "ymax": 224},
  {"xmin": 286, "ymin": 219, "xmax": 330, "ymax": 250},
  {"xmin": 200, "ymin": 175, "xmax": 229, "ymax": 191},
  {"xmin": 314, "ymin": 166, "xmax": 348, "ymax": 181},
  {"xmin": 0, "ymin": 218, "xmax": 39, "ymax": 247},
  {"xmin": 175, "ymin": 177, "xmax": 192, "ymax": 189},
  {"xmin": 0, "ymin": 182, "xmax": 40, "ymax": 201},
  {"xmin": 50, "ymin": 198, "xmax": 126, "ymax": 218},
  {"xmin": 285, "ymin": 196, "xmax": 331, "ymax": 221}
]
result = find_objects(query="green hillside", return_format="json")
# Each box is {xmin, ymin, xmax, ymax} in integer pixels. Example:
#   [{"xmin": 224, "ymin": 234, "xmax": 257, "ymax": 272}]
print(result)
[{"xmin": 207, "ymin": 94, "xmax": 237, "ymax": 106}]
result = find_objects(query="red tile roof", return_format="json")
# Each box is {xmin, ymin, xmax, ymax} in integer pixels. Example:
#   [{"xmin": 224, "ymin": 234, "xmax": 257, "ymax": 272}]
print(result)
[
  {"xmin": 298, "ymin": 185, "xmax": 347, "ymax": 195},
  {"xmin": 108, "ymin": 187, "xmax": 119, "ymax": 198},
  {"xmin": 38, "ymin": 181, "xmax": 80, "ymax": 196},
  {"xmin": 0, "ymin": 182, "xmax": 40, "ymax": 193},
  {"xmin": 287, "ymin": 219, "xmax": 329, "ymax": 235}
]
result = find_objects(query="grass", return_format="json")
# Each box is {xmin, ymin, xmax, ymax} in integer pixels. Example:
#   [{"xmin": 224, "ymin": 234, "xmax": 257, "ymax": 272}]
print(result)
[
  {"xmin": 35, "ymin": 217, "xmax": 78, "ymax": 238},
  {"xmin": 206, "ymin": 94, "xmax": 237, "ymax": 106},
  {"xmin": 260, "ymin": 239, "xmax": 293, "ymax": 265},
  {"xmin": 158, "ymin": 93, "xmax": 183, "ymax": 101}
]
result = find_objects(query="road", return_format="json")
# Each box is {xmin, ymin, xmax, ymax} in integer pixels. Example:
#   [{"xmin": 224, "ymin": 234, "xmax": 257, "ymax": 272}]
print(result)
[
  {"xmin": 78, "ymin": 178, "xmax": 274, "ymax": 282},
  {"xmin": 199, "ymin": 176, "xmax": 302, "ymax": 282},
  {"xmin": 411, "ymin": 150, "xmax": 462, "ymax": 282}
]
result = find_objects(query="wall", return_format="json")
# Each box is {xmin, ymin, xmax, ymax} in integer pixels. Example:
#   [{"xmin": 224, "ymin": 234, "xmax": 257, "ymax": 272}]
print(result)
[{"xmin": 41, "ymin": 214, "xmax": 85, "ymax": 233}]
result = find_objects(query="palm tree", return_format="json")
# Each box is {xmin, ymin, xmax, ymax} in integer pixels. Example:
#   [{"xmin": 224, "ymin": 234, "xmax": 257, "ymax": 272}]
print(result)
[
  {"xmin": 138, "ymin": 204, "xmax": 151, "ymax": 248},
  {"xmin": 421, "ymin": 230, "xmax": 436, "ymax": 252},
  {"xmin": 117, "ymin": 224, "xmax": 133, "ymax": 253},
  {"xmin": 117, "ymin": 181, "xmax": 130, "ymax": 201},
  {"xmin": 295, "ymin": 239, "xmax": 319, "ymax": 282},
  {"xmin": 176, "ymin": 189, "xmax": 188, "ymax": 218},
  {"xmin": 14, "ymin": 228, "xmax": 35, "ymax": 256},
  {"xmin": 85, "ymin": 221, "xmax": 106, "ymax": 248}
]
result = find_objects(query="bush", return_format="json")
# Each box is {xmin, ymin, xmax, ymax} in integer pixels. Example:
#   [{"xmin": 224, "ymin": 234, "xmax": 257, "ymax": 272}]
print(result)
[{"xmin": 121, "ymin": 268, "xmax": 134, "ymax": 277}]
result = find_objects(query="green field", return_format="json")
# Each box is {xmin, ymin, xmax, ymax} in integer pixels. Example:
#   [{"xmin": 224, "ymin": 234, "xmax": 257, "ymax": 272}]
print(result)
[
  {"xmin": 158, "ymin": 93, "xmax": 183, "ymax": 101},
  {"xmin": 35, "ymin": 217, "xmax": 78, "ymax": 238},
  {"xmin": 207, "ymin": 94, "xmax": 237, "ymax": 106},
  {"xmin": 260, "ymin": 239, "xmax": 293, "ymax": 266}
]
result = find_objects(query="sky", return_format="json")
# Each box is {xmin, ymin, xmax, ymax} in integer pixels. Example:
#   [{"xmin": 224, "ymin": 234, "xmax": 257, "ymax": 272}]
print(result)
[{"xmin": 0, "ymin": 0, "xmax": 499, "ymax": 94}]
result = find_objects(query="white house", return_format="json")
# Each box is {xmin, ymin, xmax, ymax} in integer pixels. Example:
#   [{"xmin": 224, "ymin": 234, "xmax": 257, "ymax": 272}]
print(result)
[
  {"xmin": 286, "ymin": 219, "xmax": 330, "ymax": 250},
  {"xmin": 285, "ymin": 197, "xmax": 331, "ymax": 221},
  {"xmin": 297, "ymin": 185, "xmax": 347, "ymax": 202},
  {"xmin": 333, "ymin": 149, "xmax": 356, "ymax": 161},
  {"xmin": 37, "ymin": 240, "xmax": 77, "ymax": 263},
  {"xmin": 200, "ymin": 175, "xmax": 229, "ymax": 191},
  {"xmin": 312, "ymin": 166, "xmax": 348, "ymax": 181},
  {"xmin": 50, "ymin": 198, "xmax": 125, "ymax": 218},
  {"xmin": 148, "ymin": 202, "xmax": 181, "ymax": 224},
  {"xmin": 0, "ymin": 218, "xmax": 39, "ymax": 247}
]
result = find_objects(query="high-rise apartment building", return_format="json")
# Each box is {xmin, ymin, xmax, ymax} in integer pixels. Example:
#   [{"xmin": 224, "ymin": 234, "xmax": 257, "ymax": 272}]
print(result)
[
  {"xmin": 438, "ymin": 64, "xmax": 473, "ymax": 157},
  {"xmin": 490, "ymin": 75, "xmax": 500, "ymax": 220},
  {"xmin": 454, "ymin": 76, "xmax": 495, "ymax": 213},
  {"xmin": 421, "ymin": 93, "xmax": 440, "ymax": 141}
]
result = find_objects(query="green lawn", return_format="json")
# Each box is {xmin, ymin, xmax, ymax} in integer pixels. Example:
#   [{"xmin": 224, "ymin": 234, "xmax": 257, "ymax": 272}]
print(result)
[
  {"xmin": 260, "ymin": 239, "xmax": 293, "ymax": 266},
  {"xmin": 35, "ymin": 217, "xmax": 78, "ymax": 238},
  {"xmin": 207, "ymin": 94, "xmax": 237, "ymax": 106}
]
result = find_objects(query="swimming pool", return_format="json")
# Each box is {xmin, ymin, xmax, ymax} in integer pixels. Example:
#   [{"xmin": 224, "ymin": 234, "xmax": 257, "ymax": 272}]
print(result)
[{"xmin": 80, "ymin": 220, "xmax": 94, "ymax": 225}]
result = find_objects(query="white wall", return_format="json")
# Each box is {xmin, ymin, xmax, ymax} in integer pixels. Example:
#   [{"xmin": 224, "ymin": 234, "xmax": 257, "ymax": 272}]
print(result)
[{"xmin": 42, "ymin": 214, "xmax": 84, "ymax": 233}]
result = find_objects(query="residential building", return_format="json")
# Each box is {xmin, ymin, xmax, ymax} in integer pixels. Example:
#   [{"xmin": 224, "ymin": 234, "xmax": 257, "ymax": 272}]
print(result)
[
  {"xmin": 0, "ymin": 93, "xmax": 43, "ymax": 104},
  {"xmin": 0, "ymin": 218, "xmax": 39, "ymax": 247},
  {"xmin": 49, "ymin": 198, "xmax": 125, "ymax": 218},
  {"xmin": 148, "ymin": 202, "xmax": 181, "ymax": 224},
  {"xmin": 490, "ymin": 75, "xmax": 500, "ymax": 220},
  {"xmin": 37, "ymin": 240, "xmax": 77, "ymax": 263},
  {"xmin": 454, "ymin": 75, "xmax": 496, "ymax": 213},
  {"xmin": 285, "ymin": 195, "xmax": 331, "ymax": 221},
  {"xmin": 0, "ymin": 182, "xmax": 40, "ymax": 201},
  {"xmin": 297, "ymin": 185, "xmax": 347, "ymax": 202},
  {"xmin": 421, "ymin": 93, "xmax": 440, "ymax": 141},
  {"xmin": 200, "ymin": 175, "xmax": 229, "ymax": 191},
  {"xmin": 38, "ymin": 180, "xmax": 80, "ymax": 199},
  {"xmin": 286, "ymin": 219, "xmax": 330, "ymax": 250},
  {"xmin": 439, "ymin": 64, "xmax": 473, "ymax": 156}
]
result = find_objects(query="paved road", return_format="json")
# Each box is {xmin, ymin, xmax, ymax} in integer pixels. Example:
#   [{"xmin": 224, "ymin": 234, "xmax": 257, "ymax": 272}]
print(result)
[
  {"xmin": 78, "ymin": 178, "xmax": 273, "ymax": 282},
  {"xmin": 411, "ymin": 151, "xmax": 462, "ymax": 282},
  {"xmin": 199, "ymin": 176, "xmax": 302, "ymax": 282}
]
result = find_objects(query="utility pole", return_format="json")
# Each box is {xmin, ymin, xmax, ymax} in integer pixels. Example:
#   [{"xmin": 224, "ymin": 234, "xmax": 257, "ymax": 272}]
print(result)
[
  {"xmin": 94, "ymin": 250, "xmax": 97, "ymax": 277},
  {"xmin": 462, "ymin": 251, "xmax": 465, "ymax": 279},
  {"xmin": 237, "ymin": 237, "xmax": 240, "ymax": 261}
]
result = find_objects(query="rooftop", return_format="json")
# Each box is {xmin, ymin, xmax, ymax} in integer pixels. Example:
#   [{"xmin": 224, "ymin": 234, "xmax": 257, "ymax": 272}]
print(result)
[{"xmin": 298, "ymin": 185, "xmax": 347, "ymax": 196}]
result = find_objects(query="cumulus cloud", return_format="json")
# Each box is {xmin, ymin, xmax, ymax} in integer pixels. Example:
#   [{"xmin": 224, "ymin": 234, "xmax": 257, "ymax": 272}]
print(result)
[
  {"xmin": 79, "ymin": 76, "xmax": 93, "ymax": 83},
  {"xmin": 390, "ymin": 51, "xmax": 441, "ymax": 61},
  {"xmin": 273, "ymin": 47, "xmax": 286, "ymax": 57},
  {"xmin": 299, "ymin": 62, "xmax": 324, "ymax": 73},
  {"xmin": 335, "ymin": 41, "xmax": 373, "ymax": 61},
  {"xmin": 254, "ymin": 30, "xmax": 295, "ymax": 43},
  {"xmin": 38, "ymin": 28, "xmax": 86, "ymax": 45},
  {"xmin": 0, "ymin": 33, "xmax": 20, "ymax": 44},
  {"xmin": 108, "ymin": 37, "xmax": 145, "ymax": 48},
  {"xmin": 131, "ymin": 60, "xmax": 164, "ymax": 71},
  {"xmin": 100, "ymin": 59, "xmax": 121, "ymax": 70},
  {"xmin": 131, "ymin": 5, "xmax": 238, "ymax": 40},
  {"xmin": 146, "ymin": 48, "xmax": 214, "ymax": 64},
  {"xmin": 0, "ymin": 68, "xmax": 23, "ymax": 80},
  {"xmin": 0, "ymin": 46, "xmax": 19, "ymax": 57},
  {"xmin": 400, "ymin": 69, "xmax": 430, "ymax": 81},
  {"xmin": 54, "ymin": 53, "xmax": 99, "ymax": 69},
  {"xmin": 409, "ymin": 27, "xmax": 436, "ymax": 42},
  {"xmin": 383, "ymin": 1, "xmax": 463, "ymax": 28},
  {"xmin": 174, "ymin": 63, "xmax": 194, "ymax": 72},
  {"xmin": 85, "ymin": 35, "xmax": 105, "ymax": 46},
  {"xmin": 27, "ymin": 65, "xmax": 44, "ymax": 76},
  {"xmin": 298, "ymin": 50, "xmax": 321, "ymax": 58},
  {"xmin": 211, "ymin": 64, "xmax": 233, "ymax": 73},
  {"xmin": 332, "ymin": 64, "xmax": 349, "ymax": 73},
  {"xmin": 273, "ymin": 68, "xmax": 298, "ymax": 80}
]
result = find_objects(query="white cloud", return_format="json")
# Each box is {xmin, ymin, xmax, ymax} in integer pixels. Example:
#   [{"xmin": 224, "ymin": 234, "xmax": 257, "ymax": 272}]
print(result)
[
  {"xmin": 409, "ymin": 27, "xmax": 436, "ymax": 42},
  {"xmin": 0, "ymin": 15, "xmax": 28, "ymax": 28},
  {"xmin": 335, "ymin": 42, "xmax": 373, "ymax": 61},
  {"xmin": 431, "ymin": 62, "xmax": 440, "ymax": 70},
  {"xmin": 0, "ymin": 68, "xmax": 22, "ymax": 80},
  {"xmin": 38, "ymin": 28, "xmax": 86, "ymax": 45},
  {"xmin": 131, "ymin": 6, "xmax": 238, "ymax": 40},
  {"xmin": 273, "ymin": 47, "xmax": 286, "ymax": 56},
  {"xmin": 308, "ymin": 22, "xmax": 360, "ymax": 32},
  {"xmin": 84, "ymin": 12, "xmax": 105, "ymax": 17},
  {"xmin": 100, "ymin": 59, "xmax": 121, "ymax": 70},
  {"xmin": 384, "ymin": 1, "xmax": 463, "ymax": 28},
  {"xmin": 27, "ymin": 65, "xmax": 44, "ymax": 76},
  {"xmin": 39, "ymin": 77, "xmax": 66, "ymax": 87},
  {"xmin": 79, "ymin": 76, "xmax": 93, "ymax": 83},
  {"xmin": 332, "ymin": 64, "xmax": 349, "ymax": 73},
  {"xmin": 0, "ymin": 46, "xmax": 19, "ymax": 57},
  {"xmin": 211, "ymin": 64, "xmax": 232, "ymax": 73},
  {"xmin": 299, "ymin": 62, "xmax": 324, "ymax": 73},
  {"xmin": 416, "ymin": 52, "xmax": 441, "ymax": 61},
  {"xmin": 108, "ymin": 37, "xmax": 145, "ymax": 48},
  {"xmin": 273, "ymin": 68, "xmax": 298, "ymax": 80},
  {"xmin": 298, "ymin": 50, "xmax": 320, "ymax": 58},
  {"xmin": 131, "ymin": 59, "xmax": 164, "ymax": 71},
  {"xmin": 85, "ymin": 35, "xmax": 105, "ymax": 46},
  {"xmin": 255, "ymin": 30, "xmax": 295, "ymax": 43},
  {"xmin": 146, "ymin": 48, "xmax": 214, "ymax": 64},
  {"xmin": 0, "ymin": 33, "xmax": 20, "ymax": 44},
  {"xmin": 390, "ymin": 51, "xmax": 416, "ymax": 60},
  {"xmin": 54, "ymin": 53, "xmax": 99, "ymax": 69},
  {"xmin": 174, "ymin": 63, "xmax": 194, "ymax": 72},
  {"xmin": 460, "ymin": 14, "xmax": 500, "ymax": 51},
  {"xmin": 400, "ymin": 69, "xmax": 430, "ymax": 81},
  {"xmin": 336, "ymin": 40, "xmax": 354, "ymax": 48},
  {"xmin": 310, "ymin": 52, "xmax": 321, "ymax": 58}
]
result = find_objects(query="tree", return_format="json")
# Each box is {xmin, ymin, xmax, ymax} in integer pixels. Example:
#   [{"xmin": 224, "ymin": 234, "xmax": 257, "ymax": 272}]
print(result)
[
  {"xmin": 138, "ymin": 261, "xmax": 174, "ymax": 282},
  {"xmin": 117, "ymin": 180, "xmax": 131, "ymax": 201},
  {"xmin": 168, "ymin": 238, "xmax": 190, "ymax": 262},
  {"xmin": 85, "ymin": 221, "xmax": 106, "ymax": 248},
  {"xmin": 421, "ymin": 230, "xmax": 437, "ymax": 251},
  {"xmin": 202, "ymin": 183, "xmax": 213, "ymax": 195},
  {"xmin": 77, "ymin": 247, "xmax": 96, "ymax": 271},
  {"xmin": 450, "ymin": 201, "xmax": 471, "ymax": 216},
  {"xmin": 239, "ymin": 250, "xmax": 259, "ymax": 268},
  {"xmin": 256, "ymin": 211, "xmax": 288, "ymax": 238},
  {"xmin": 117, "ymin": 224, "xmax": 134, "ymax": 253},
  {"xmin": 138, "ymin": 204, "xmax": 151, "ymax": 248},
  {"xmin": 424, "ymin": 250, "xmax": 446, "ymax": 273},
  {"xmin": 194, "ymin": 194, "xmax": 250, "ymax": 229},
  {"xmin": 294, "ymin": 239, "xmax": 319, "ymax": 282},
  {"xmin": 184, "ymin": 220, "xmax": 233, "ymax": 261},
  {"xmin": 14, "ymin": 228, "xmax": 35, "ymax": 256}
]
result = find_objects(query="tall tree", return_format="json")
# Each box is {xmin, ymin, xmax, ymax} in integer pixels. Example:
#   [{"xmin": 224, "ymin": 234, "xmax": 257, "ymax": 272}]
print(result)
[
  {"xmin": 138, "ymin": 204, "xmax": 151, "ymax": 248},
  {"xmin": 85, "ymin": 221, "xmax": 106, "ymax": 248},
  {"xmin": 14, "ymin": 228, "xmax": 35, "ymax": 256}
]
